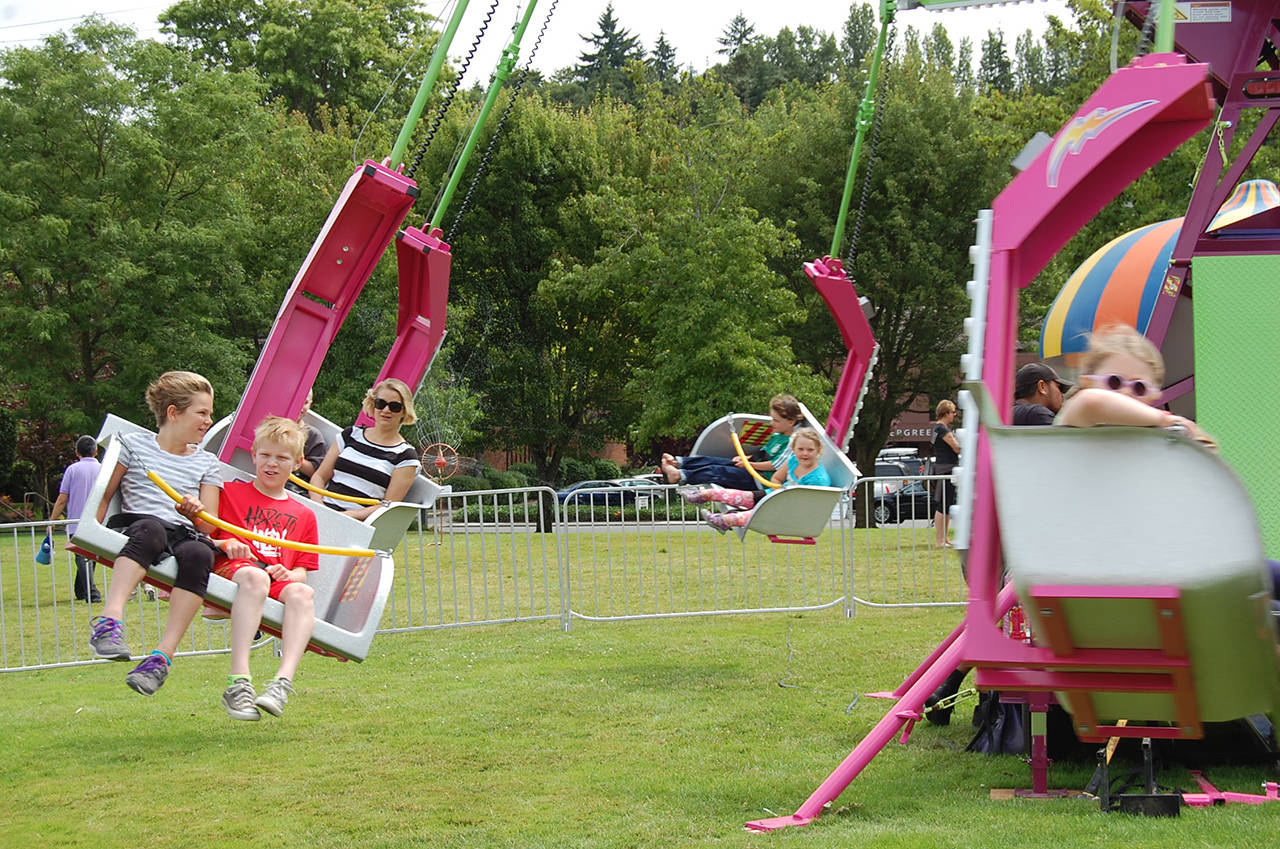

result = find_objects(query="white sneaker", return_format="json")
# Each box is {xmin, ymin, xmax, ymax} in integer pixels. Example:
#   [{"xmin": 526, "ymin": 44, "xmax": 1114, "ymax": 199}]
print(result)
[
  {"xmin": 222, "ymin": 679, "xmax": 260, "ymax": 721},
  {"xmin": 254, "ymin": 677, "xmax": 294, "ymax": 717}
]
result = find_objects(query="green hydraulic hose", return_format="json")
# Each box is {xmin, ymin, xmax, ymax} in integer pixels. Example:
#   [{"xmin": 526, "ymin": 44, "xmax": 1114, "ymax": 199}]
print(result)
[
  {"xmin": 831, "ymin": 0, "xmax": 894, "ymax": 259},
  {"xmin": 429, "ymin": 0, "xmax": 540, "ymax": 231},
  {"xmin": 390, "ymin": 0, "xmax": 473, "ymax": 171}
]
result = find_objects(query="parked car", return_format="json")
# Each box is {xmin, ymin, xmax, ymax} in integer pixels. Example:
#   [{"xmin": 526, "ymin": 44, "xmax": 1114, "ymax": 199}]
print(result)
[
  {"xmin": 872, "ymin": 479, "xmax": 934, "ymax": 524},
  {"xmin": 556, "ymin": 480, "xmax": 631, "ymax": 506},
  {"xmin": 871, "ymin": 461, "xmax": 911, "ymax": 499},
  {"xmin": 612, "ymin": 477, "xmax": 663, "ymax": 508}
]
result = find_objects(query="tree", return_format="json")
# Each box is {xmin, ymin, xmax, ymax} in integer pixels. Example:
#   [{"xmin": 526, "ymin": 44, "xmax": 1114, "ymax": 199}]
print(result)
[
  {"xmin": 841, "ymin": 2, "xmax": 878, "ymax": 72},
  {"xmin": 0, "ymin": 21, "xmax": 277, "ymax": 495},
  {"xmin": 978, "ymin": 30, "xmax": 1014, "ymax": 95},
  {"xmin": 650, "ymin": 31, "xmax": 679, "ymax": 84},
  {"xmin": 574, "ymin": 2, "xmax": 644, "ymax": 103},
  {"xmin": 924, "ymin": 23, "xmax": 954, "ymax": 71},
  {"xmin": 160, "ymin": 0, "xmax": 435, "ymax": 129},
  {"xmin": 717, "ymin": 13, "xmax": 757, "ymax": 57}
]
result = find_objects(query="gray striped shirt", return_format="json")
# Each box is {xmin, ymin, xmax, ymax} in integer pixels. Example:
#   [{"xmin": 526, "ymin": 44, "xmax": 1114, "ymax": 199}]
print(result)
[{"xmin": 118, "ymin": 433, "xmax": 223, "ymax": 527}]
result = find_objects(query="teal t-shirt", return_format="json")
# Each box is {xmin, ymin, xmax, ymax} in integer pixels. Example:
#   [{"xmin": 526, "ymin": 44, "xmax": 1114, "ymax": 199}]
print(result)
[
  {"xmin": 761, "ymin": 432, "xmax": 790, "ymax": 468},
  {"xmin": 785, "ymin": 455, "xmax": 831, "ymax": 487}
]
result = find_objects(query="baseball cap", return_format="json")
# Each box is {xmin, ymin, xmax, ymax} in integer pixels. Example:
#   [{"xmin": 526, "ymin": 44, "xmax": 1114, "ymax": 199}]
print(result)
[{"xmin": 1015, "ymin": 362, "xmax": 1072, "ymax": 399}]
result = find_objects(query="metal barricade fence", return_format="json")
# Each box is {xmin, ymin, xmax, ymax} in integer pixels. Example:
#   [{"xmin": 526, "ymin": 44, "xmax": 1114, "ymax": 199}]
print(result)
[{"xmin": 1, "ymin": 477, "xmax": 967, "ymax": 672}]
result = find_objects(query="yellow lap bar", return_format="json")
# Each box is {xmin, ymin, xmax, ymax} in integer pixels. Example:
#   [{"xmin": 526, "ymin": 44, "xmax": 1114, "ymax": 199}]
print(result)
[
  {"xmin": 287, "ymin": 474, "xmax": 381, "ymax": 505},
  {"xmin": 147, "ymin": 471, "xmax": 378, "ymax": 558},
  {"xmin": 731, "ymin": 430, "xmax": 780, "ymax": 489}
]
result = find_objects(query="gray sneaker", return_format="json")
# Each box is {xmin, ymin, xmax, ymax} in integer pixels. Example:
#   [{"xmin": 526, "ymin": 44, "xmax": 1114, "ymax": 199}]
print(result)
[
  {"xmin": 254, "ymin": 677, "xmax": 293, "ymax": 717},
  {"xmin": 222, "ymin": 679, "xmax": 260, "ymax": 721},
  {"xmin": 89, "ymin": 616, "xmax": 131, "ymax": 661},
  {"xmin": 125, "ymin": 654, "xmax": 169, "ymax": 696}
]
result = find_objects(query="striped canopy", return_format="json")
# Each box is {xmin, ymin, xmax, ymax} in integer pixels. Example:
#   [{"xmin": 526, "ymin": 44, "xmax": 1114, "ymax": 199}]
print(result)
[{"xmin": 1040, "ymin": 179, "xmax": 1280, "ymax": 357}]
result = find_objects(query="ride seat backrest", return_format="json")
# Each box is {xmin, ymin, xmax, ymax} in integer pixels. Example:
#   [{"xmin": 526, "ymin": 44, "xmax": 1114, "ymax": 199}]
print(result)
[
  {"xmin": 687, "ymin": 406, "xmax": 860, "ymax": 490},
  {"xmin": 972, "ymin": 385, "xmax": 1276, "ymax": 723},
  {"xmin": 87, "ymin": 417, "xmax": 381, "ymax": 637}
]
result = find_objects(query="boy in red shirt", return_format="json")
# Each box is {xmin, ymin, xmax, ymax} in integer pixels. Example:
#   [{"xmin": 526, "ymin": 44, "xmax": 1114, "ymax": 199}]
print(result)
[{"xmin": 212, "ymin": 416, "xmax": 319, "ymax": 720}]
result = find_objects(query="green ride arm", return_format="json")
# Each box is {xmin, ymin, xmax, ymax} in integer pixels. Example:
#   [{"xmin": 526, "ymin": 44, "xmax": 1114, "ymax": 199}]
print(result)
[
  {"xmin": 389, "ymin": 0, "xmax": 473, "ymax": 171},
  {"xmin": 429, "ymin": 0, "xmax": 540, "ymax": 231},
  {"xmin": 831, "ymin": 0, "xmax": 895, "ymax": 259}
]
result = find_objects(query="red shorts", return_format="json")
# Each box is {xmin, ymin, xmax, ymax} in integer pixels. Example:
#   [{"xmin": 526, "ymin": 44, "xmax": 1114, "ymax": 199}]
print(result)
[{"xmin": 213, "ymin": 560, "xmax": 298, "ymax": 602}]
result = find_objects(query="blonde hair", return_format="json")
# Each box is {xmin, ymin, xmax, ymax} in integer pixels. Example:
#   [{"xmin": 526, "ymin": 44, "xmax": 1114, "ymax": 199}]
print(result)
[
  {"xmin": 791, "ymin": 428, "xmax": 824, "ymax": 456},
  {"xmin": 935, "ymin": 399, "xmax": 956, "ymax": 419},
  {"xmin": 362, "ymin": 378, "xmax": 418, "ymax": 425},
  {"xmin": 770, "ymin": 394, "xmax": 803, "ymax": 424},
  {"xmin": 252, "ymin": 415, "xmax": 306, "ymax": 460},
  {"xmin": 146, "ymin": 371, "xmax": 213, "ymax": 428},
  {"xmin": 1079, "ymin": 324, "xmax": 1165, "ymax": 386}
]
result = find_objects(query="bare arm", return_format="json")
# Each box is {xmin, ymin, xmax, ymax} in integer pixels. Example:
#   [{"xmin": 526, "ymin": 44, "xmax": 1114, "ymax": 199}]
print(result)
[
  {"xmin": 97, "ymin": 463, "xmax": 127, "ymax": 523},
  {"xmin": 942, "ymin": 431, "xmax": 961, "ymax": 455},
  {"xmin": 1057, "ymin": 388, "xmax": 1179, "ymax": 429},
  {"xmin": 48, "ymin": 492, "xmax": 68, "ymax": 524},
  {"xmin": 343, "ymin": 463, "xmax": 418, "ymax": 521}
]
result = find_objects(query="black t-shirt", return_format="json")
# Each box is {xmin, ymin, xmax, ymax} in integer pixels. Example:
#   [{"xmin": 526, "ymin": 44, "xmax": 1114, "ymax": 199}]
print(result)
[
  {"xmin": 1012, "ymin": 402, "xmax": 1055, "ymax": 426},
  {"xmin": 932, "ymin": 422, "xmax": 959, "ymax": 468}
]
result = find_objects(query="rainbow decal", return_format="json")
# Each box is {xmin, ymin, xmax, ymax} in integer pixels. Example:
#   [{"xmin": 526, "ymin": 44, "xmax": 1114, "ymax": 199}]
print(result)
[
  {"xmin": 1041, "ymin": 180, "xmax": 1280, "ymax": 357},
  {"xmin": 1046, "ymin": 100, "xmax": 1159, "ymax": 188}
]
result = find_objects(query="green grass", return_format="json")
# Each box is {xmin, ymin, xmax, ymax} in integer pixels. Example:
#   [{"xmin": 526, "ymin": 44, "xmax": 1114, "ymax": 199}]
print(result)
[{"xmin": 3, "ymin": 606, "xmax": 1277, "ymax": 848}]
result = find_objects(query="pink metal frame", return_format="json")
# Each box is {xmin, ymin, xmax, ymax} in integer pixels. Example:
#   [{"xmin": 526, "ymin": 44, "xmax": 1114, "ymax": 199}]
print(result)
[
  {"xmin": 218, "ymin": 161, "xmax": 453, "ymax": 463},
  {"xmin": 749, "ymin": 44, "xmax": 1225, "ymax": 833}
]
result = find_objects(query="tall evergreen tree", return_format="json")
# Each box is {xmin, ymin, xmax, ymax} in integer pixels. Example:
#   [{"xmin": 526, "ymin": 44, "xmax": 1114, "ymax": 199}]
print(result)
[
  {"xmin": 978, "ymin": 29, "xmax": 1014, "ymax": 94},
  {"xmin": 575, "ymin": 2, "xmax": 644, "ymax": 102},
  {"xmin": 717, "ymin": 13, "xmax": 756, "ymax": 57},
  {"xmin": 650, "ymin": 31, "xmax": 678, "ymax": 82}
]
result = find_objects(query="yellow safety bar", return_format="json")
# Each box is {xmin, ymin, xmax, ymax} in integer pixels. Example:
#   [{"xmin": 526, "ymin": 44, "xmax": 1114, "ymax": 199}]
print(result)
[
  {"xmin": 147, "ymin": 471, "xmax": 378, "ymax": 558},
  {"xmin": 287, "ymin": 474, "xmax": 381, "ymax": 506},
  {"xmin": 730, "ymin": 429, "xmax": 780, "ymax": 490}
]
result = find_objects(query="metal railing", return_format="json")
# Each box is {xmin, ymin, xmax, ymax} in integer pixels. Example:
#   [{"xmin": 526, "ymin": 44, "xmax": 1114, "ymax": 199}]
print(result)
[{"xmin": 1, "ymin": 477, "xmax": 966, "ymax": 672}]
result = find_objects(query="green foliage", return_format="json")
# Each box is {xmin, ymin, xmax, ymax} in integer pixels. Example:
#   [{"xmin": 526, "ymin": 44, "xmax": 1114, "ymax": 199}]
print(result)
[
  {"xmin": 559, "ymin": 457, "xmax": 594, "ymax": 485},
  {"xmin": 482, "ymin": 466, "xmax": 528, "ymax": 490},
  {"xmin": 589, "ymin": 458, "xmax": 622, "ymax": 481},
  {"xmin": 0, "ymin": 408, "xmax": 14, "ymax": 493}
]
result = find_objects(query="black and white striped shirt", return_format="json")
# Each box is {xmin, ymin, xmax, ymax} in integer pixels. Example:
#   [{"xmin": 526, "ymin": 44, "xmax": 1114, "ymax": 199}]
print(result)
[{"xmin": 323, "ymin": 426, "xmax": 419, "ymax": 509}]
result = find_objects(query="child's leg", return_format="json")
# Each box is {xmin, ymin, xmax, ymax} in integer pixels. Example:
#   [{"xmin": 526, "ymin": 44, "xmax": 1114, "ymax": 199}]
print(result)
[
  {"xmin": 720, "ymin": 508, "xmax": 753, "ymax": 527},
  {"xmin": 101, "ymin": 556, "xmax": 147, "ymax": 621},
  {"xmin": 703, "ymin": 487, "xmax": 756, "ymax": 508},
  {"xmin": 153, "ymin": 538, "xmax": 215, "ymax": 658},
  {"xmin": 274, "ymin": 581, "xmax": 316, "ymax": 681},
  {"xmin": 102, "ymin": 517, "xmax": 170, "ymax": 621},
  {"xmin": 228, "ymin": 567, "xmax": 270, "ymax": 676}
]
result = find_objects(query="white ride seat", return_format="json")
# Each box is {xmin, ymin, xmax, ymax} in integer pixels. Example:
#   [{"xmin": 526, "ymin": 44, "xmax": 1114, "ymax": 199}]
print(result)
[
  {"xmin": 971, "ymin": 384, "xmax": 1277, "ymax": 727},
  {"xmin": 71, "ymin": 418, "xmax": 395, "ymax": 662},
  {"xmin": 689, "ymin": 402, "xmax": 859, "ymax": 542}
]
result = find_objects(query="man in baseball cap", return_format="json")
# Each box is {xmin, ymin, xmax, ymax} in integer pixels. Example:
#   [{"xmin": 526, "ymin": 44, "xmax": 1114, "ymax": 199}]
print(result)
[{"xmin": 1013, "ymin": 362, "xmax": 1072, "ymax": 425}]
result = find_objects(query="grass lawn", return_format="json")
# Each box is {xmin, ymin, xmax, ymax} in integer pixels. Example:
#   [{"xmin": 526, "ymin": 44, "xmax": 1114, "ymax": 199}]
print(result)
[{"xmin": 2, "ymin": 605, "xmax": 1276, "ymax": 848}]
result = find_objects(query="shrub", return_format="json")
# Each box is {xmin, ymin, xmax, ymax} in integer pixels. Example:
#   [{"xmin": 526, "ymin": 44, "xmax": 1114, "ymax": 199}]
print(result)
[
  {"xmin": 483, "ymin": 467, "xmax": 528, "ymax": 490},
  {"xmin": 590, "ymin": 458, "xmax": 622, "ymax": 481},
  {"xmin": 559, "ymin": 457, "xmax": 593, "ymax": 485}
]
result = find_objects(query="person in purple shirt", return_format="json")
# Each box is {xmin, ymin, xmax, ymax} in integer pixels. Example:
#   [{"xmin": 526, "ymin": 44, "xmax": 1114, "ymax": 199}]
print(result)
[{"xmin": 48, "ymin": 436, "xmax": 103, "ymax": 603}]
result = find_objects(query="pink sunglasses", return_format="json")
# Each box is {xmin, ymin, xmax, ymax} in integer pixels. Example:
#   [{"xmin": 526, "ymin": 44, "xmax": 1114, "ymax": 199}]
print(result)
[{"xmin": 1083, "ymin": 373, "xmax": 1160, "ymax": 400}]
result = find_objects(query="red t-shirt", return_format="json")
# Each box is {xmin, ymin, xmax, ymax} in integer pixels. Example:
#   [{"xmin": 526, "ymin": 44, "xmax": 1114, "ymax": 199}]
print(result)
[{"xmin": 214, "ymin": 480, "xmax": 319, "ymax": 573}]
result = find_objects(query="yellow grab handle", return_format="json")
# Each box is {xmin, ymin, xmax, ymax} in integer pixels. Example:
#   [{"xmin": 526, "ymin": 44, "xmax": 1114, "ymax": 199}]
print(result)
[
  {"xmin": 731, "ymin": 429, "xmax": 780, "ymax": 490},
  {"xmin": 147, "ymin": 471, "xmax": 378, "ymax": 558},
  {"xmin": 287, "ymin": 474, "xmax": 382, "ymax": 505}
]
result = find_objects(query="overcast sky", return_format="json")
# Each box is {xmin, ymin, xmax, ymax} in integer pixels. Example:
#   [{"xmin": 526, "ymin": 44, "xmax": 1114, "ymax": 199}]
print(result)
[{"xmin": 2, "ymin": 1, "xmax": 1074, "ymax": 83}]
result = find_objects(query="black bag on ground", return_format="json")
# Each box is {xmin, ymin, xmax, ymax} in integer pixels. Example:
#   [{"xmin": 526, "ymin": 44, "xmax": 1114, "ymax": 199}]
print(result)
[{"xmin": 966, "ymin": 691, "xmax": 1028, "ymax": 755}]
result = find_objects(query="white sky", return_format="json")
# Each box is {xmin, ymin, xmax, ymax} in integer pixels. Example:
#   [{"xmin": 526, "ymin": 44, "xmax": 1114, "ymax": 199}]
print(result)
[{"xmin": 2, "ymin": 1, "xmax": 1074, "ymax": 83}]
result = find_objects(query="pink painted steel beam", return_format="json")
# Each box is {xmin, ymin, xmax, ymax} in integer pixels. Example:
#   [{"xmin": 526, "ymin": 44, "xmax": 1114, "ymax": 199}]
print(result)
[
  {"xmin": 805, "ymin": 256, "xmax": 876, "ymax": 446},
  {"xmin": 219, "ymin": 161, "xmax": 418, "ymax": 463}
]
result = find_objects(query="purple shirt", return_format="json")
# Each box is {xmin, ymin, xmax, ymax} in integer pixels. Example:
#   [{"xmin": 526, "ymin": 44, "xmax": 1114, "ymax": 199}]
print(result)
[{"xmin": 58, "ymin": 456, "xmax": 101, "ymax": 535}]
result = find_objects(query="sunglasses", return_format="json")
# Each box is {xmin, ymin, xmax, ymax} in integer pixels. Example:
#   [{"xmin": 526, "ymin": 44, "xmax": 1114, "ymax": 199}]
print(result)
[
  {"xmin": 1084, "ymin": 373, "xmax": 1160, "ymax": 399},
  {"xmin": 373, "ymin": 398, "xmax": 405, "ymax": 413}
]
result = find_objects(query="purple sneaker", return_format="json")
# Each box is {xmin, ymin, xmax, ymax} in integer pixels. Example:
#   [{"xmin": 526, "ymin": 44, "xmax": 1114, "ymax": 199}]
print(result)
[
  {"xmin": 125, "ymin": 654, "xmax": 170, "ymax": 696},
  {"xmin": 678, "ymin": 485, "xmax": 710, "ymax": 504},
  {"xmin": 89, "ymin": 616, "xmax": 131, "ymax": 661},
  {"xmin": 702, "ymin": 510, "xmax": 730, "ymax": 534}
]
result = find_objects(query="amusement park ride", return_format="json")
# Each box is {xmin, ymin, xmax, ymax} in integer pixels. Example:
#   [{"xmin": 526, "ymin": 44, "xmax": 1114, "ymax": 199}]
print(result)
[
  {"xmin": 747, "ymin": 0, "xmax": 1280, "ymax": 828},
  {"xmin": 59, "ymin": 0, "xmax": 1280, "ymax": 820}
]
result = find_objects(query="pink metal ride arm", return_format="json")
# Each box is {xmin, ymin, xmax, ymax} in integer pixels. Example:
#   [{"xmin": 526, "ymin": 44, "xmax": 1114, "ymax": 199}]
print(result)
[
  {"xmin": 805, "ymin": 256, "xmax": 875, "ymax": 446},
  {"xmin": 219, "ymin": 161, "xmax": 419, "ymax": 463}
]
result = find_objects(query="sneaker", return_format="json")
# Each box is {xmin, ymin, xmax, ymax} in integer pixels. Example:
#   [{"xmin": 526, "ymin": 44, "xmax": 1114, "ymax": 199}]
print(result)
[
  {"xmin": 255, "ymin": 678, "xmax": 293, "ymax": 717},
  {"xmin": 125, "ymin": 654, "xmax": 170, "ymax": 696},
  {"xmin": 89, "ymin": 616, "xmax": 131, "ymax": 661},
  {"xmin": 222, "ymin": 679, "xmax": 260, "ymax": 721},
  {"xmin": 678, "ymin": 485, "xmax": 710, "ymax": 504},
  {"xmin": 702, "ymin": 510, "xmax": 729, "ymax": 534}
]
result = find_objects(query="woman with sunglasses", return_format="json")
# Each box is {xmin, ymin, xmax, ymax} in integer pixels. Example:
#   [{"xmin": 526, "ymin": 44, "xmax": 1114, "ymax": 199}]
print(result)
[
  {"xmin": 310, "ymin": 378, "xmax": 421, "ymax": 519},
  {"xmin": 1055, "ymin": 325, "xmax": 1214, "ymax": 447}
]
